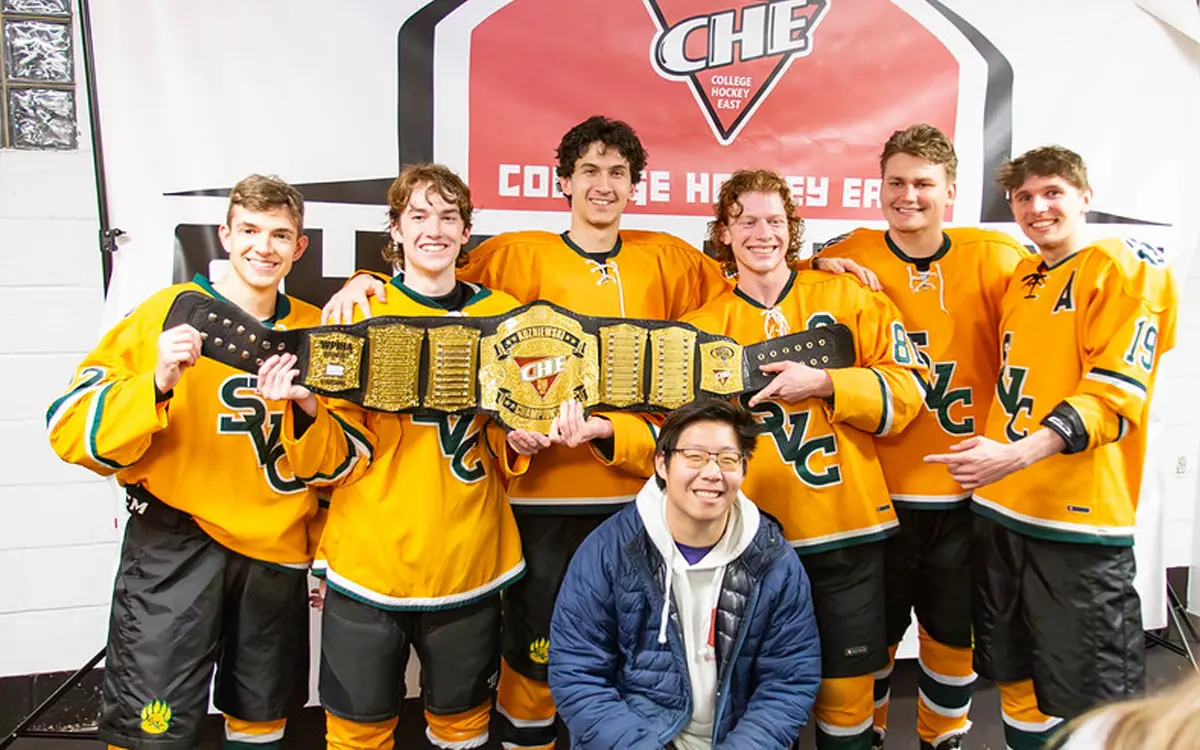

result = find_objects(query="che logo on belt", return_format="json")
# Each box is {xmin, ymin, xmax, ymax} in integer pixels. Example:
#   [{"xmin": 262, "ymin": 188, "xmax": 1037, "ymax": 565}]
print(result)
[{"xmin": 480, "ymin": 305, "xmax": 600, "ymax": 433}]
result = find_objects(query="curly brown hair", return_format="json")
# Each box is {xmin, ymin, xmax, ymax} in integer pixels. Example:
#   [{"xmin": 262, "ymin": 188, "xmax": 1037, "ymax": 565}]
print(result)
[
  {"xmin": 708, "ymin": 169, "xmax": 804, "ymax": 276},
  {"xmin": 996, "ymin": 145, "xmax": 1090, "ymax": 196},
  {"xmin": 879, "ymin": 123, "xmax": 958, "ymax": 182},
  {"xmin": 382, "ymin": 163, "xmax": 473, "ymax": 270},
  {"xmin": 555, "ymin": 116, "xmax": 647, "ymax": 185}
]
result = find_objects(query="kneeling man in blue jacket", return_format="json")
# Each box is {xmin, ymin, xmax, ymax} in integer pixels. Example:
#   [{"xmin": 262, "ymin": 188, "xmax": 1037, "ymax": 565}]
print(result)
[{"xmin": 549, "ymin": 398, "xmax": 822, "ymax": 748}]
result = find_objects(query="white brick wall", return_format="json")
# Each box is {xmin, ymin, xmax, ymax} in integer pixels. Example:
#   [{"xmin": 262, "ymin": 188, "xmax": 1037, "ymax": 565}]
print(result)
[{"xmin": 0, "ymin": 12, "xmax": 118, "ymax": 676}]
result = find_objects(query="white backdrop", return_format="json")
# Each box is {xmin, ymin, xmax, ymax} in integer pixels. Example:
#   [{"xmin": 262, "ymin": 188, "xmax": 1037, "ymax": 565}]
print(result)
[{"xmin": 82, "ymin": 0, "xmax": 1200, "ymax": 646}]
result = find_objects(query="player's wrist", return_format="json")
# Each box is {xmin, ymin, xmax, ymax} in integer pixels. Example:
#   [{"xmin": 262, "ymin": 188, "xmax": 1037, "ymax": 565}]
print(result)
[
  {"xmin": 297, "ymin": 393, "xmax": 318, "ymax": 418},
  {"xmin": 1012, "ymin": 429, "xmax": 1064, "ymax": 470},
  {"xmin": 588, "ymin": 416, "xmax": 614, "ymax": 440},
  {"xmin": 813, "ymin": 371, "xmax": 834, "ymax": 398}
]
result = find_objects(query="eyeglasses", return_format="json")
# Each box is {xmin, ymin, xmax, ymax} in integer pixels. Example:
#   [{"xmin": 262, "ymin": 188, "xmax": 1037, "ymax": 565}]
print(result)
[{"xmin": 667, "ymin": 449, "xmax": 744, "ymax": 470}]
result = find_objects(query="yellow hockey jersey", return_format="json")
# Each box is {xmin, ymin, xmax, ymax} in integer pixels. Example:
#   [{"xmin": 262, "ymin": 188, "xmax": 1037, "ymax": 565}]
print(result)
[
  {"xmin": 975, "ymin": 237, "xmax": 1178, "ymax": 546},
  {"xmin": 285, "ymin": 279, "xmax": 528, "ymax": 609},
  {"xmin": 815, "ymin": 227, "xmax": 1029, "ymax": 508},
  {"xmin": 459, "ymin": 229, "xmax": 731, "ymax": 512},
  {"xmin": 46, "ymin": 276, "xmax": 331, "ymax": 566},
  {"xmin": 683, "ymin": 270, "xmax": 927, "ymax": 553}
]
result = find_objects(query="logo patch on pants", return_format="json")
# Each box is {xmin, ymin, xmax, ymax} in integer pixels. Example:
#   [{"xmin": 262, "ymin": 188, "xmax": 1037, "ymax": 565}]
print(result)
[
  {"xmin": 140, "ymin": 699, "xmax": 172, "ymax": 734},
  {"xmin": 528, "ymin": 637, "xmax": 550, "ymax": 665}
]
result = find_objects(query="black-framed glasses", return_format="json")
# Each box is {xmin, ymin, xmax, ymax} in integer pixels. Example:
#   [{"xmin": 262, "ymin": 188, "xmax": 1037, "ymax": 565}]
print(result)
[{"xmin": 667, "ymin": 449, "xmax": 744, "ymax": 470}]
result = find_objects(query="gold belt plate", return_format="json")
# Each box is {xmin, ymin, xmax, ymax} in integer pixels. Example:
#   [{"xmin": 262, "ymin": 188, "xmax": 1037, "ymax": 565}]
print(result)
[{"xmin": 480, "ymin": 304, "xmax": 600, "ymax": 433}]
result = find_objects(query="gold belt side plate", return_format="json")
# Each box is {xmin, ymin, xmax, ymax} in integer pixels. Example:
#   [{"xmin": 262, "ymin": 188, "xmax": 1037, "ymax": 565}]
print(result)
[
  {"xmin": 305, "ymin": 332, "xmax": 365, "ymax": 393},
  {"xmin": 480, "ymin": 304, "xmax": 600, "ymax": 433},
  {"xmin": 426, "ymin": 325, "xmax": 480, "ymax": 411},
  {"xmin": 698, "ymin": 340, "xmax": 744, "ymax": 396},
  {"xmin": 649, "ymin": 327, "xmax": 696, "ymax": 409},
  {"xmin": 363, "ymin": 324, "xmax": 423, "ymax": 411},
  {"xmin": 598, "ymin": 323, "xmax": 648, "ymax": 407}
]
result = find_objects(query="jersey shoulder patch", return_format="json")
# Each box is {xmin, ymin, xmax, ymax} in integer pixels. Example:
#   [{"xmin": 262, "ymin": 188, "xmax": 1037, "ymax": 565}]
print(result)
[{"xmin": 1088, "ymin": 238, "xmax": 1175, "ymax": 314}]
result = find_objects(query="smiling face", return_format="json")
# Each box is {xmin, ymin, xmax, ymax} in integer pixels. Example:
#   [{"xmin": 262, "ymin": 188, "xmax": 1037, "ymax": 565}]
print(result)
[
  {"xmin": 560, "ymin": 141, "xmax": 633, "ymax": 230},
  {"xmin": 1009, "ymin": 174, "xmax": 1091, "ymax": 256},
  {"xmin": 718, "ymin": 190, "xmax": 791, "ymax": 277},
  {"xmin": 391, "ymin": 184, "xmax": 470, "ymax": 278},
  {"xmin": 655, "ymin": 420, "xmax": 745, "ymax": 528},
  {"xmin": 881, "ymin": 152, "xmax": 956, "ymax": 236},
  {"xmin": 219, "ymin": 204, "xmax": 307, "ymax": 292}
]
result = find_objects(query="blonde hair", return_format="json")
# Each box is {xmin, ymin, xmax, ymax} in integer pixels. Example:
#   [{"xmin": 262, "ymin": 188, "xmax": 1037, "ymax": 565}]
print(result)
[
  {"xmin": 1049, "ymin": 675, "xmax": 1200, "ymax": 750},
  {"xmin": 880, "ymin": 123, "xmax": 958, "ymax": 182}
]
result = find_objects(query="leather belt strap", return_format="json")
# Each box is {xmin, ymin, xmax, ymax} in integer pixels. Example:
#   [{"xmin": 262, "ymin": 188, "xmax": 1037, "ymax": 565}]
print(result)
[{"xmin": 165, "ymin": 291, "xmax": 856, "ymax": 432}]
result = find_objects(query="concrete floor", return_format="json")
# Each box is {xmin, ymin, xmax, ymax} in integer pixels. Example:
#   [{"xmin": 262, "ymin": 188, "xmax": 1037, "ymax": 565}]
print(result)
[{"xmin": 8, "ymin": 643, "xmax": 1195, "ymax": 749}]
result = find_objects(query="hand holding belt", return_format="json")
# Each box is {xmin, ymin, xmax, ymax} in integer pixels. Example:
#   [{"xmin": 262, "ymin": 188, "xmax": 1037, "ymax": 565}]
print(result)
[{"xmin": 165, "ymin": 291, "xmax": 856, "ymax": 432}]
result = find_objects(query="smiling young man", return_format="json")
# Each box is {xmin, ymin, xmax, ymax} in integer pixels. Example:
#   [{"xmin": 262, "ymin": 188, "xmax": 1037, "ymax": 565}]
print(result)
[
  {"xmin": 548, "ymin": 399, "xmax": 821, "ymax": 748},
  {"xmin": 260, "ymin": 163, "xmax": 542, "ymax": 750},
  {"xmin": 811, "ymin": 124, "xmax": 1029, "ymax": 750},
  {"xmin": 682, "ymin": 169, "xmax": 927, "ymax": 750},
  {"xmin": 47, "ymin": 175, "xmax": 329, "ymax": 750},
  {"xmin": 926, "ymin": 146, "xmax": 1178, "ymax": 748}
]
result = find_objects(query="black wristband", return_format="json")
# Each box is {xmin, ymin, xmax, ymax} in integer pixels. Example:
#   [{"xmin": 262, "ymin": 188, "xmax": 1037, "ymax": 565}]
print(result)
[
  {"xmin": 154, "ymin": 384, "xmax": 173, "ymax": 403},
  {"xmin": 1040, "ymin": 401, "xmax": 1089, "ymax": 455}
]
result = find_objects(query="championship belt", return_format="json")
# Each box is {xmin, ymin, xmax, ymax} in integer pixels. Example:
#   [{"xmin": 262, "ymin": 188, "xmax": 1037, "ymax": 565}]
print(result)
[{"xmin": 165, "ymin": 291, "xmax": 856, "ymax": 432}]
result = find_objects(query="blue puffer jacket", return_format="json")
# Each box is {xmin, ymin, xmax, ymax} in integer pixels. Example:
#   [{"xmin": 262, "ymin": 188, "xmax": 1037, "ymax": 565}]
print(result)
[{"xmin": 549, "ymin": 481, "xmax": 821, "ymax": 748}]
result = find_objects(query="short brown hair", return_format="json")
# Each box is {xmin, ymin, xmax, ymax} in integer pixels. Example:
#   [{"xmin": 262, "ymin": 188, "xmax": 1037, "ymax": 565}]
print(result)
[
  {"xmin": 383, "ymin": 163, "xmax": 474, "ymax": 269},
  {"xmin": 225, "ymin": 174, "xmax": 304, "ymax": 231},
  {"xmin": 996, "ymin": 145, "xmax": 1090, "ymax": 196},
  {"xmin": 879, "ymin": 124, "xmax": 958, "ymax": 183},
  {"xmin": 708, "ymin": 169, "xmax": 804, "ymax": 276}
]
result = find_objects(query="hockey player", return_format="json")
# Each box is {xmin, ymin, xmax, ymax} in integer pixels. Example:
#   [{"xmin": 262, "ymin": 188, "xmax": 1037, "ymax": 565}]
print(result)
[
  {"xmin": 812, "ymin": 124, "xmax": 1029, "ymax": 750},
  {"xmin": 259, "ymin": 164, "xmax": 543, "ymax": 750},
  {"xmin": 47, "ymin": 175, "xmax": 330, "ymax": 750},
  {"xmin": 683, "ymin": 169, "xmax": 927, "ymax": 750},
  {"xmin": 926, "ymin": 146, "xmax": 1178, "ymax": 748}
]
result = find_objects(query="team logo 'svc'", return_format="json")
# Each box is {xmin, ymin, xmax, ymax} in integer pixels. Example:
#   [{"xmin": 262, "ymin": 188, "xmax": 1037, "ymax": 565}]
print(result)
[{"xmin": 645, "ymin": 0, "xmax": 829, "ymax": 144}]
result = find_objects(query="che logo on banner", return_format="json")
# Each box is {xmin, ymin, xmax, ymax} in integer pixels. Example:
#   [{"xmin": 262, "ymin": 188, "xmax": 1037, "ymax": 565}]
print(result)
[{"xmin": 645, "ymin": 0, "xmax": 830, "ymax": 144}]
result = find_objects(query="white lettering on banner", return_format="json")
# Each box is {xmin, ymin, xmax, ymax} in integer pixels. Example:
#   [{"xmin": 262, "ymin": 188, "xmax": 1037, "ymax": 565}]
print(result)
[
  {"xmin": 841, "ymin": 178, "xmax": 882, "ymax": 209},
  {"xmin": 655, "ymin": 0, "xmax": 814, "ymax": 74},
  {"xmin": 649, "ymin": 171, "xmax": 670, "ymax": 203},
  {"xmin": 498, "ymin": 164, "xmax": 565, "ymax": 199},
  {"xmin": 497, "ymin": 167, "xmax": 864, "ymax": 207},
  {"xmin": 522, "ymin": 165, "xmax": 551, "ymax": 198},
  {"xmin": 499, "ymin": 164, "xmax": 520, "ymax": 197},
  {"xmin": 785, "ymin": 176, "xmax": 829, "ymax": 207}
]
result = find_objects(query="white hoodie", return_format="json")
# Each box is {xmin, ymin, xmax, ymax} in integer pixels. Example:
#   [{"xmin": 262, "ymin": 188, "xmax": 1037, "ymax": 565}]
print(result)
[{"xmin": 634, "ymin": 478, "xmax": 762, "ymax": 750}]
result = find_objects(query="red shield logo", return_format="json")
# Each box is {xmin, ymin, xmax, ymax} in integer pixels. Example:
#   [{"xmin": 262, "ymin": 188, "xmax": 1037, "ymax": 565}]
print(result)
[
  {"xmin": 645, "ymin": 0, "xmax": 829, "ymax": 144},
  {"xmin": 514, "ymin": 355, "xmax": 568, "ymax": 398}
]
